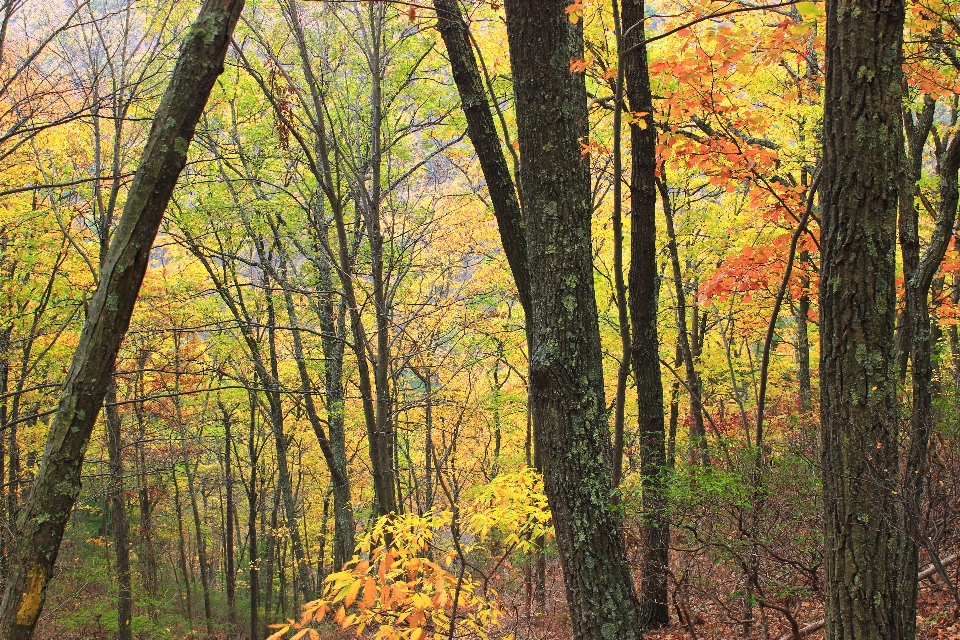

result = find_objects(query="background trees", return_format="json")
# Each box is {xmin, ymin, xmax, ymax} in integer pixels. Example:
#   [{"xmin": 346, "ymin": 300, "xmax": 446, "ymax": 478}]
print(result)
[{"xmin": 0, "ymin": 0, "xmax": 958, "ymax": 639}]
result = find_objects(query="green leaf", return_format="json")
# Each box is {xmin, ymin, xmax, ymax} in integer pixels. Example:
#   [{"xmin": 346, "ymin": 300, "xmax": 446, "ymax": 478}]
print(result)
[{"xmin": 795, "ymin": 2, "xmax": 823, "ymax": 18}]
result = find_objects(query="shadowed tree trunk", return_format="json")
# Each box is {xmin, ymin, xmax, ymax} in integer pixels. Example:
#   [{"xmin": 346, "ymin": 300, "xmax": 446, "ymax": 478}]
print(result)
[
  {"xmin": 502, "ymin": 2, "xmax": 644, "ymax": 638},
  {"xmin": 818, "ymin": 0, "xmax": 906, "ymax": 636},
  {"xmin": 622, "ymin": 0, "xmax": 670, "ymax": 627},
  {"xmin": 897, "ymin": 104, "xmax": 960, "ymax": 640},
  {"xmin": 0, "ymin": 1, "xmax": 243, "ymax": 636}
]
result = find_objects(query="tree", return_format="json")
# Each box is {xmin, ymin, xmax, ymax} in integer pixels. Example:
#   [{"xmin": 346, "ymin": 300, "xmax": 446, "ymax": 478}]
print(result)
[
  {"xmin": 0, "ymin": 1, "xmax": 244, "ymax": 636},
  {"xmin": 818, "ymin": 0, "xmax": 906, "ymax": 638},
  {"xmin": 502, "ymin": 2, "xmax": 644, "ymax": 638},
  {"xmin": 621, "ymin": 0, "xmax": 670, "ymax": 626}
]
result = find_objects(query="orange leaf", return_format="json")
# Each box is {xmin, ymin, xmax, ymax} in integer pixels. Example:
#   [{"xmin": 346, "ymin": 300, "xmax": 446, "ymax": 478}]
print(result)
[{"xmin": 362, "ymin": 576, "xmax": 377, "ymax": 609}]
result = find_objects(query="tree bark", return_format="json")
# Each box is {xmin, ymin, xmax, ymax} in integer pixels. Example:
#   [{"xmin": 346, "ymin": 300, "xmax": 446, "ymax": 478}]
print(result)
[
  {"xmin": 819, "ymin": 0, "xmax": 905, "ymax": 636},
  {"xmin": 503, "ymin": 2, "xmax": 644, "ymax": 638},
  {"xmin": 622, "ymin": 0, "xmax": 670, "ymax": 627},
  {"xmin": 898, "ymin": 126, "xmax": 960, "ymax": 640},
  {"xmin": 0, "ymin": 1, "xmax": 243, "ymax": 636}
]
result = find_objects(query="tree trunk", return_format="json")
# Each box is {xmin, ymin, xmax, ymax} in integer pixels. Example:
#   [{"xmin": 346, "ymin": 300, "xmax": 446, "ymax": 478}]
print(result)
[
  {"xmin": 899, "ymin": 128, "xmax": 960, "ymax": 640},
  {"xmin": 0, "ymin": 325, "xmax": 9, "ymax": 586},
  {"xmin": 819, "ymin": 0, "xmax": 905, "ymax": 635},
  {"xmin": 274, "ymin": 262, "xmax": 355, "ymax": 572},
  {"xmin": 183, "ymin": 458, "xmax": 213, "ymax": 637},
  {"xmin": 264, "ymin": 298, "xmax": 315, "ymax": 601},
  {"xmin": 658, "ymin": 176, "xmax": 708, "ymax": 463},
  {"xmin": 221, "ymin": 403, "xmax": 236, "ymax": 628},
  {"xmin": 104, "ymin": 383, "xmax": 132, "ymax": 640},
  {"xmin": 622, "ymin": 0, "xmax": 670, "ymax": 627},
  {"xmin": 503, "ymin": 2, "xmax": 644, "ymax": 637},
  {"xmin": 433, "ymin": 0, "xmax": 530, "ymax": 315},
  {"xmin": 246, "ymin": 393, "xmax": 260, "ymax": 640},
  {"xmin": 0, "ymin": 1, "xmax": 244, "ymax": 636},
  {"xmin": 172, "ymin": 467, "xmax": 194, "ymax": 629},
  {"xmin": 133, "ymin": 357, "xmax": 158, "ymax": 617},
  {"xmin": 795, "ymin": 276, "xmax": 812, "ymax": 413}
]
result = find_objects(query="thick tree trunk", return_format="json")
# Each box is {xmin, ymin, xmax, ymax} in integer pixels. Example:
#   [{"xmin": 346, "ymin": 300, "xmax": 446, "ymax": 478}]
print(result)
[
  {"xmin": 0, "ymin": 2, "xmax": 243, "ymax": 636},
  {"xmin": 104, "ymin": 383, "xmax": 132, "ymax": 640},
  {"xmin": 819, "ymin": 0, "xmax": 905, "ymax": 636},
  {"xmin": 503, "ymin": 2, "xmax": 644, "ymax": 638},
  {"xmin": 622, "ymin": 0, "xmax": 670, "ymax": 627}
]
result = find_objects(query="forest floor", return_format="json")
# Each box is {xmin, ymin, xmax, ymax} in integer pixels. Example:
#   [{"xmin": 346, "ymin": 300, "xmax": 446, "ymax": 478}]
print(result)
[{"xmin": 30, "ymin": 553, "xmax": 960, "ymax": 639}]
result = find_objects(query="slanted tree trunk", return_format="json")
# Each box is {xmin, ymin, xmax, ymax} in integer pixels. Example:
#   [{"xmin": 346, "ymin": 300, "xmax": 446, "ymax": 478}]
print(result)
[
  {"xmin": 432, "ymin": 0, "xmax": 529, "ymax": 312},
  {"xmin": 0, "ymin": 2, "xmax": 243, "ymax": 636},
  {"xmin": 819, "ymin": 0, "xmax": 905, "ymax": 636},
  {"xmin": 432, "ymin": 0, "xmax": 546, "ymax": 610},
  {"xmin": 622, "ymin": 0, "xmax": 670, "ymax": 627},
  {"xmin": 502, "ymin": 2, "xmax": 644, "ymax": 638}
]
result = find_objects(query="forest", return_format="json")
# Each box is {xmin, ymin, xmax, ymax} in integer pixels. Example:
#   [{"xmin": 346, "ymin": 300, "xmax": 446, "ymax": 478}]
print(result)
[{"xmin": 0, "ymin": 0, "xmax": 958, "ymax": 639}]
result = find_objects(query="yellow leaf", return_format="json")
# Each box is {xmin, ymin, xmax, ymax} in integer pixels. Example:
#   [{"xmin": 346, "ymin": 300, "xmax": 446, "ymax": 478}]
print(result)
[
  {"xmin": 266, "ymin": 626, "xmax": 288, "ymax": 640},
  {"xmin": 344, "ymin": 579, "xmax": 363, "ymax": 609}
]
